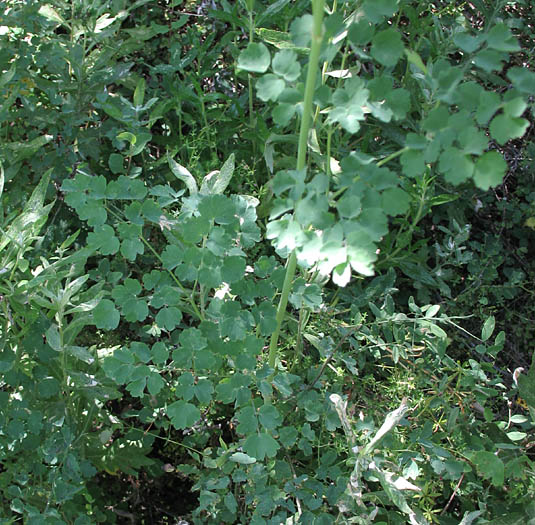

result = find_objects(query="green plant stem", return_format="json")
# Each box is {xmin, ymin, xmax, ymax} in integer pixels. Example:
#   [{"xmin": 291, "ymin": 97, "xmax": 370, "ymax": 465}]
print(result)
[
  {"xmin": 376, "ymin": 146, "xmax": 409, "ymax": 167},
  {"xmin": 296, "ymin": 0, "xmax": 325, "ymax": 172},
  {"xmin": 267, "ymin": 0, "xmax": 325, "ymax": 373},
  {"xmin": 247, "ymin": 7, "xmax": 256, "ymax": 154},
  {"xmin": 268, "ymin": 250, "xmax": 297, "ymax": 369},
  {"xmin": 290, "ymin": 307, "xmax": 310, "ymax": 372}
]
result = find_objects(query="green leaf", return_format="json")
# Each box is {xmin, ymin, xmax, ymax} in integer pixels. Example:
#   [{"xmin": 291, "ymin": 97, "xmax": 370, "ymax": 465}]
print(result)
[
  {"xmin": 141, "ymin": 199, "xmax": 162, "ymax": 222},
  {"xmin": 130, "ymin": 353, "xmax": 151, "ymax": 372},
  {"xmin": 103, "ymin": 348, "xmax": 135, "ymax": 384},
  {"xmin": 67, "ymin": 345, "xmax": 95, "ymax": 364},
  {"xmin": 200, "ymin": 153, "xmax": 235, "ymax": 195},
  {"xmin": 489, "ymin": 114, "xmax": 529, "ymax": 145},
  {"xmin": 507, "ymin": 67, "xmax": 535, "ymax": 95},
  {"xmin": 371, "ymin": 29, "xmax": 404, "ymax": 67},
  {"xmin": 87, "ymin": 225, "xmax": 120, "ymax": 255},
  {"xmin": 149, "ymin": 284, "xmax": 181, "ymax": 309},
  {"xmin": 272, "ymin": 169, "xmax": 306, "ymax": 199},
  {"xmin": 327, "ymin": 77, "xmax": 370, "ymax": 133},
  {"xmin": 476, "ymin": 91, "xmax": 501, "ymax": 125},
  {"xmin": 156, "ymin": 307, "xmax": 182, "ymax": 331},
  {"xmin": 382, "ymin": 187, "xmax": 410, "ymax": 216},
  {"xmin": 438, "ymin": 147, "xmax": 474, "ymax": 185},
  {"xmin": 510, "ymin": 414, "xmax": 528, "ymax": 424},
  {"xmin": 454, "ymin": 32, "xmax": 484, "ymax": 53},
  {"xmin": 46, "ymin": 325, "xmax": 61, "ymax": 351},
  {"xmin": 161, "ymin": 245, "xmax": 183, "ymax": 270},
  {"xmin": 94, "ymin": 12, "xmax": 118, "ymax": 33},
  {"xmin": 256, "ymin": 74, "xmax": 285, "ymax": 102},
  {"xmin": 473, "ymin": 49, "xmax": 505, "ymax": 73},
  {"xmin": 112, "ymin": 279, "xmax": 149, "ymax": 322},
  {"xmin": 237, "ymin": 406, "xmax": 258, "ymax": 434},
  {"xmin": 126, "ymin": 376, "xmax": 146, "ymax": 398},
  {"xmin": 473, "ymin": 151, "xmax": 506, "ymax": 190},
  {"xmin": 517, "ymin": 352, "xmax": 535, "ymax": 408},
  {"xmin": 0, "ymin": 169, "xmax": 53, "ymax": 252},
  {"xmin": 400, "ymin": 149, "xmax": 426, "ymax": 177},
  {"xmin": 346, "ymin": 231, "xmax": 377, "ymax": 276},
  {"xmin": 78, "ymin": 200, "xmax": 107, "ymax": 227},
  {"xmin": 481, "ymin": 316, "xmax": 495, "ymax": 342},
  {"xmin": 272, "ymin": 103, "xmax": 296, "ymax": 127},
  {"xmin": 117, "ymin": 131, "xmax": 136, "ymax": 145},
  {"xmin": 425, "ymin": 305, "xmax": 440, "ymax": 318},
  {"xmin": 506, "ymin": 431, "xmax": 527, "ymax": 441},
  {"xmin": 106, "ymin": 176, "xmax": 147, "ymax": 200},
  {"xmin": 243, "ymin": 432, "xmax": 280, "ymax": 460},
  {"xmin": 0, "ymin": 64, "xmax": 16, "ymax": 89},
  {"xmin": 237, "ymin": 43, "xmax": 271, "ymax": 73},
  {"xmin": 108, "ymin": 154, "xmax": 124, "ymax": 174},
  {"xmin": 133, "ymin": 77, "xmax": 146, "ymax": 107},
  {"xmin": 175, "ymin": 372, "xmax": 195, "ymax": 401},
  {"xmin": 169, "ymin": 156, "xmax": 198, "ymax": 195},
  {"xmin": 194, "ymin": 379, "xmax": 214, "ymax": 404},
  {"xmin": 4, "ymin": 134, "xmax": 53, "ymax": 163},
  {"xmin": 422, "ymin": 105, "xmax": 449, "ymax": 132},
  {"xmin": 256, "ymin": 28, "xmax": 307, "ymax": 52},
  {"xmin": 332, "ymin": 262, "xmax": 351, "ymax": 287},
  {"xmin": 221, "ymin": 256, "xmax": 246, "ymax": 283},
  {"xmin": 290, "ymin": 14, "xmax": 313, "ymax": 47},
  {"xmin": 436, "ymin": 66, "xmax": 464, "ymax": 103},
  {"xmin": 167, "ymin": 401, "xmax": 201, "ymax": 429},
  {"xmin": 348, "ymin": 19, "xmax": 374, "ymax": 45},
  {"xmin": 120, "ymin": 237, "xmax": 144, "ymax": 261},
  {"xmin": 93, "ymin": 299, "xmax": 120, "ymax": 330},
  {"xmin": 230, "ymin": 452, "xmax": 256, "ymax": 464},
  {"xmin": 278, "ymin": 426, "xmax": 298, "ymax": 447},
  {"xmin": 486, "ymin": 23, "xmax": 520, "ymax": 52},
  {"xmin": 404, "ymin": 49, "xmax": 427, "ymax": 74},
  {"xmin": 258, "ymin": 404, "xmax": 282, "ymax": 430},
  {"xmin": 38, "ymin": 377, "xmax": 61, "ymax": 398},
  {"xmin": 503, "ymin": 97, "xmax": 527, "ymax": 118},
  {"xmin": 272, "ymin": 49, "xmax": 301, "ymax": 82},
  {"xmin": 147, "ymin": 372, "xmax": 165, "ymax": 395},
  {"xmin": 130, "ymin": 132, "xmax": 152, "ymax": 156},
  {"xmin": 151, "ymin": 342, "xmax": 169, "ymax": 365},
  {"xmin": 337, "ymin": 191, "xmax": 362, "ymax": 219},
  {"xmin": 458, "ymin": 127, "xmax": 488, "ymax": 155},
  {"xmin": 360, "ymin": 398, "xmax": 408, "ymax": 456},
  {"xmin": 472, "ymin": 451, "xmax": 504, "ymax": 487},
  {"xmin": 253, "ymin": 301, "xmax": 278, "ymax": 335},
  {"xmin": 363, "ymin": 0, "xmax": 398, "ymax": 23},
  {"xmin": 38, "ymin": 4, "xmax": 67, "ymax": 25}
]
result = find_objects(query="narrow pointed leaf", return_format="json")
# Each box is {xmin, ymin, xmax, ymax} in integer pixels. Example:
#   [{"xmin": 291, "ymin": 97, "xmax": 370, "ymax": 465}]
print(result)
[{"xmin": 168, "ymin": 156, "xmax": 198, "ymax": 195}]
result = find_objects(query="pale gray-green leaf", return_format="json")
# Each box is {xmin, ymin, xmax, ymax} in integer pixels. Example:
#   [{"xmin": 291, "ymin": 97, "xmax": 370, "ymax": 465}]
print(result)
[
  {"xmin": 168, "ymin": 156, "xmax": 198, "ymax": 195},
  {"xmin": 200, "ymin": 153, "xmax": 235, "ymax": 195}
]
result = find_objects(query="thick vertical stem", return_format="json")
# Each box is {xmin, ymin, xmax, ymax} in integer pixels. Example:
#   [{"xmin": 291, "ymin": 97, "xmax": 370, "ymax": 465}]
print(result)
[
  {"xmin": 248, "ymin": 7, "xmax": 256, "ymax": 153},
  {"xmin": 268, "ymin": 250, "xmax": 297, "ymax": 368},
  {"xmin": 296, "ymin": 0, "xmax": 325, "ymax": 172},
  {"xmin": 267, "ymin": 0, "xmax": 325, "ymax": 370}
]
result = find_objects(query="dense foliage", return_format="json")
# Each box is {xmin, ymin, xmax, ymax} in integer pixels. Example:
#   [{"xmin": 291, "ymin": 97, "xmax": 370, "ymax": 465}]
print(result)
[{"xmin": 0, "ymin": 0, "xmax": 534, "ymax": 523}]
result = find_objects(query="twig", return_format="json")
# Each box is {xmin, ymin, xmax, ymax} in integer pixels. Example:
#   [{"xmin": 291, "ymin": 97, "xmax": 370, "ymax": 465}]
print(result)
[
  {"xmin": 441, "ymin": 473, "xmax": 464, "ymax": 515},
  {"xmin": 304, "ymin": 328, "xmax": 357, "ymax": 393},
  {"xmin": 107, "ymin": 507, "xmax": 136, "ymax": 524}
]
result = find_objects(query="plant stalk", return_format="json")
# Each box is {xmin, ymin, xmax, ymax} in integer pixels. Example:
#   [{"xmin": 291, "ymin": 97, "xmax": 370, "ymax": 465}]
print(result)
[
  {"xmin": 267, "ymin": 0, "xmax": 325, "ymax": 371},
  {"xmin": 296, "ymin": 0, "xmax": 325, "ymax": 172}
]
